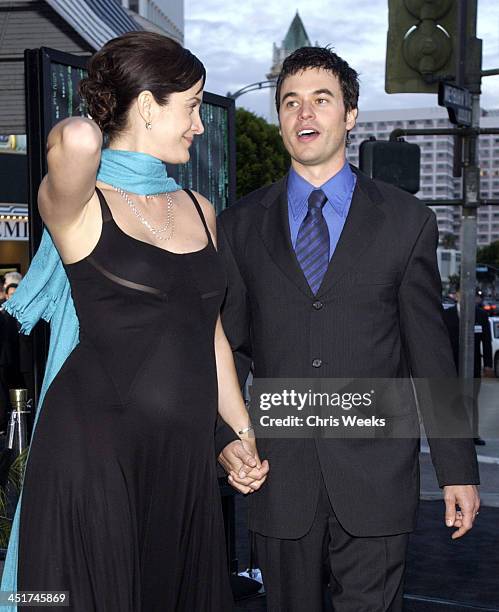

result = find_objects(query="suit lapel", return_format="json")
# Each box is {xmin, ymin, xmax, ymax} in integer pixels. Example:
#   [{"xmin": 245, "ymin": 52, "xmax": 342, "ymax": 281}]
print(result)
[
  {"xmin": 316, "ymin": 170, "xmax": 386, "ymax": 297},
  {"xmin": 256, "ymin": 169, "xmax": 386, "ymax": 299},
  {"xmin": 257, "ymin": 176, "xmax": 314, "ymax": 298}
]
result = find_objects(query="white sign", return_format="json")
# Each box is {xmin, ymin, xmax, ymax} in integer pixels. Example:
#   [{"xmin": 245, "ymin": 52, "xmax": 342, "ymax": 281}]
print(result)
[{"xmin": 0, "ymin": 220, "xmax": 28, "ymax": 241}]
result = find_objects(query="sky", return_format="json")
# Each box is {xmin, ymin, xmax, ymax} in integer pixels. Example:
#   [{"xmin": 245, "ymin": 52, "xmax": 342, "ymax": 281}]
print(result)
[{"xmin": 185, "ymin": 0, "xmax": 499, "ymax": 122}]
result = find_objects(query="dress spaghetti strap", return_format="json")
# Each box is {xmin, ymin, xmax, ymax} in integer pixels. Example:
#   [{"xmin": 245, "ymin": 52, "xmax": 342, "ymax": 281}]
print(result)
[
  {"xmin": 95, "ymin": 187, "xmax": 113, "ymax": 223},
  {"xmin": 183, "ymin": 189, "xmax": 213, "ymax": 246}
]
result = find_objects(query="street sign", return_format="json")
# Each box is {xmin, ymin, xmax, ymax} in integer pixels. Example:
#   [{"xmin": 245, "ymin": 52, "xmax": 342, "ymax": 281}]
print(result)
[{"xmin": 438, "ymin": 82, "xmax": 472, "ymax": 126}]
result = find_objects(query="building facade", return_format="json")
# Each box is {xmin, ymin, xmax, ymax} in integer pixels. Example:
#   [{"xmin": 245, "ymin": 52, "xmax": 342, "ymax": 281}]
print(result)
[
  {"xmin": 347, "ymin": 107, "xmax": 499, "ymax": 247},
  {"xmin": 267, "ymin": 12, "xmax": 311, "ymax": 124},
  {"xmin": 120, "ymin": 0, "xmax": 183, "ymax": 43}
]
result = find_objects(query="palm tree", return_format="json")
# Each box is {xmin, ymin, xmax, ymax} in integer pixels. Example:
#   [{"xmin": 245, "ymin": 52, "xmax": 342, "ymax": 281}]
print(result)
[{"xmin": 0, "ymin": 448, "xmax": 28, "ymax": 550}]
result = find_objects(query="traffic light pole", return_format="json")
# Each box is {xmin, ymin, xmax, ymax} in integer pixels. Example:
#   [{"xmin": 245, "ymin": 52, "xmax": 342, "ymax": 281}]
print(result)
[
  {"xmin": 384, "ymin": 0, "xmax": 498, "ymax": 438},
  {"xmin": 459, "ymin": 93, "xmax": 480, "ymax": 432},
  {"xmin": 457, "ymin": 0, "xmax": 477, "ymax": 435}
]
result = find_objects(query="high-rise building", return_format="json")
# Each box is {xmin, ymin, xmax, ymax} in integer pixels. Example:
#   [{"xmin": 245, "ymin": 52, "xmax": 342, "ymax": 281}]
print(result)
[
  {"xmin": 267, "ymin": 12, "xmax": 311, "ymax": 124},
  {"xmin": 121, "ymin": 0, "xmax": 183, "ymax": 43},
  {"xmin": 347, "ymin": 107, "xmax": 499, "ymax": 247}
]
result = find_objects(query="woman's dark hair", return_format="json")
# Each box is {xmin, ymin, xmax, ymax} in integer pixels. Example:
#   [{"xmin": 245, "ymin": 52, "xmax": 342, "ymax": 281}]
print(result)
[
  {"xmin": 275, "ymin": 46, "xmax": 359, "ymax": 117},
  {"xmin": 79, "ymin": 32, "xmax": 206, "ymax": 139}
]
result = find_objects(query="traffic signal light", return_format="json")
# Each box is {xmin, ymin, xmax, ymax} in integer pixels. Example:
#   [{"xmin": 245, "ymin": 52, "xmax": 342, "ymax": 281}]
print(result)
[
  {"xmin": 385, "ymin": 0, "xmax": 481, "ymax": 94},
  {"xmin": 359, "ymin": 139, "xmax": 421, "ymax": 194}
]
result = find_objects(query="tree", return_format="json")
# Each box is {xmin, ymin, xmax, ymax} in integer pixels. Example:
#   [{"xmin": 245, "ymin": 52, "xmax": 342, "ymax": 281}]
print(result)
[
  {"xmin": 440, "ymin": 233, "xmax": 457, "ymax": 249},
  {"xmin": 236, "ymin": 108, "xmax": 290, "ymax": 199},
  {"xmin": 476, "ymin": 240, "xmax": 499, "ymax": 268}
]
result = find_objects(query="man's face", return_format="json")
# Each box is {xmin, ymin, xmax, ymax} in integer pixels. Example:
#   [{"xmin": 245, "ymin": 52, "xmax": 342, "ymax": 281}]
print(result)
[{"xmin": 278, "ymin": 68, "xmax": 357, "ymax": 176}]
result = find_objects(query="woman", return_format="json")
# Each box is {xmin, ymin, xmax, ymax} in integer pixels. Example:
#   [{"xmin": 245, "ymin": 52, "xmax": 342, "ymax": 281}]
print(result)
[{"xmin": 6, "ymin": 32, "xmax": 265, "ymax": 611}]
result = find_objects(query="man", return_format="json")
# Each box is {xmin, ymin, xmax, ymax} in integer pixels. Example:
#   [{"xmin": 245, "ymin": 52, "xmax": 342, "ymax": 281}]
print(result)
[
  {"xmin": 443, "ymin": 287, "xmax": 494, "ymax": 445},
  {"xmin": 217, "ymin": 47, "xmax": 479, "ymax": 612}
]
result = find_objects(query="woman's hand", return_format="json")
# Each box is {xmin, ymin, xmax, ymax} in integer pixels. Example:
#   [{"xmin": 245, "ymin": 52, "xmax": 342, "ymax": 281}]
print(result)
[{"xmin": 219, "ymin": 438, "xmax": 270, "ymax": 495}]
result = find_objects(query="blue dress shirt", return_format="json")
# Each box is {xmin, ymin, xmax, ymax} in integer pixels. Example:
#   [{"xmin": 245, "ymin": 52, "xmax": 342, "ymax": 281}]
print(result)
[{"xmin": 287, "ymin": 162, "xmax": 357, "ymax": 260}]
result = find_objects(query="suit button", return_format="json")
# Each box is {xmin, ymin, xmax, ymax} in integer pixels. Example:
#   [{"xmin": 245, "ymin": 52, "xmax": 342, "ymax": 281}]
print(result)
[
  {"xmin": 312, "ymin": 359, "xmax": 322, "ymax": 368},
  {"xmin": 313, "ymin": 301, "xmax": 323, "ymax": 310}
]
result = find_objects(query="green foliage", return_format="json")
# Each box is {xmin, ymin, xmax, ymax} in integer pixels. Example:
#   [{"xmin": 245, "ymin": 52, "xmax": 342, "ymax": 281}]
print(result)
[
  {"xmin": 477, "ymin": 240, "xmax": 499, "ymax": 268},
  {"xmin": 236, "ymin": 108, "xmax": 290, "ymax": 200},
  {"xmin": 448, "ymin": 274, "xmax": 460, "ymax": 292},
  {"xmin": 440, "ymin": 233, "xmax": 457, "ymax": 249},
  {"xmin": 0, "ymin": 448, "xmax": 28, "ymax": 549}
]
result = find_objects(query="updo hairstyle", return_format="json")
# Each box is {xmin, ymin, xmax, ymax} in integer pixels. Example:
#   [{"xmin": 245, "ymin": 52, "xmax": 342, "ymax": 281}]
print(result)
[{"xmin": 79, "ymin": 32, "xmax": 206, "ymax": 139}]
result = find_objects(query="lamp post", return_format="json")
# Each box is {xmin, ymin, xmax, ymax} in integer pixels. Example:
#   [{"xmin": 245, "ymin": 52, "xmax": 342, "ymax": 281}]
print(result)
[{"xmin": 227, "ymin": 80, "xmax": 276, "ymax": 100}]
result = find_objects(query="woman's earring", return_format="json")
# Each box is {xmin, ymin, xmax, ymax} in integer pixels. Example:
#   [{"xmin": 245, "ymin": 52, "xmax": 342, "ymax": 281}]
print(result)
[{"xmin": 145, "ymin": 121, "xmax": 152, "ymax": 130}]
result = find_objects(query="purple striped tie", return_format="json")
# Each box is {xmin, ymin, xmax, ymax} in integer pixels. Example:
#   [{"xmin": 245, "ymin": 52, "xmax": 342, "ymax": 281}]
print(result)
[{"xmin": 295, "ymin": 189, "xmax": 329, "ymax": 294}]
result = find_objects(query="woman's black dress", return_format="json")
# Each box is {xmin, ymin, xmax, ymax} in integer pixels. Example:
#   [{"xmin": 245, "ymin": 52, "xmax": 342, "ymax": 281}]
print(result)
[{"xmin": 17, "ymin": 189, "xmax": 233, "ymax": 611}]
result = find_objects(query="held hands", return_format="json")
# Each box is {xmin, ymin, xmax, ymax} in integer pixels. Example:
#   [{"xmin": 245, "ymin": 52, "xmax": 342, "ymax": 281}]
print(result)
[
  {"xmin": 483, "ymin": 367, "xmax": 495, "ymax": 379},
  {"xmin": 443, "ymin": 484, "xmax": 480, "ymax": 539},
  {"xmin": 218, "ymin": 439, "xmax": 269, "ymax": 495}
]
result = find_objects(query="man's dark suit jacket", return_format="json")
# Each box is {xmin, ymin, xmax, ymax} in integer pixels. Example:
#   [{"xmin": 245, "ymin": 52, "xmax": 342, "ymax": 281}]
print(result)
[
  {"xmin": 216, "ymin": 168, "xmax": 479, "ymax": 539},
  {"xmin": 443, "ymin": 304, "xmax": 493, "ymax": 377}
]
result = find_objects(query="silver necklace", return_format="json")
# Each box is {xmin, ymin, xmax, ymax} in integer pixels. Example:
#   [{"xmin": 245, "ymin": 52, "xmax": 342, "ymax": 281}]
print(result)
[{"xmin": 113, "ymin": 186, "xmax": 174, "ymax": 240}]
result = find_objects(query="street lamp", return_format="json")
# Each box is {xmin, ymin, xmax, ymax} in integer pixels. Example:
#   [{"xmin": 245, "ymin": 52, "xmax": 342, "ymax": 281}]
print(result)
[{"xmin": 227, "ymin": 80, "xmax": 276, "ymax": 100}]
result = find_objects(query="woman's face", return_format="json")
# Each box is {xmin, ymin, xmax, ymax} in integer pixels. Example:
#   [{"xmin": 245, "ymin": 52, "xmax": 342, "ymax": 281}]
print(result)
[{"xmin": 141, "ymin": 78, "xmax": 205, "ymax": 164}]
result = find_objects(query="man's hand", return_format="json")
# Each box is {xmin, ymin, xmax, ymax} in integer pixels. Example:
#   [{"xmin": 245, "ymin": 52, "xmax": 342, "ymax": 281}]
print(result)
[
  {"xmin": 443, "ymin": 484, "xmax": 480, "ymax": 539},
  {"xmin": 218, "ymin": 439, "xmax": 269, "ymax": 495},
  {"xmin": 483, "ymin": 367, "xmax": 495, "ymax": 379}
]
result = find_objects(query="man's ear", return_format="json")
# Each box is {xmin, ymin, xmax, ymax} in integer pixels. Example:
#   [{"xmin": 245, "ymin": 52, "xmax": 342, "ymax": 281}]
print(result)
[{"xmin": 346, "ymin": 107, "xmax": 358, "ymax": 132}]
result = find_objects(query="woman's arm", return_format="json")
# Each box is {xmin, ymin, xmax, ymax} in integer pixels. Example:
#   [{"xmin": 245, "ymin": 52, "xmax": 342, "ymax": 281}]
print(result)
[
  {"xmin": 192, "ymin": 193, "xmax": 252, "ymax": 436},
  {"xmin": 38, "ymin": 117, "xmax": 102, "ymax": 228},
  {"xmin": 193, "ymin": 192, "xmax": 269, "ymax": 491},
  {"xmin": 214, "ymin": 316, "xmax": 268, "ymax": 492},
  {"xmin": 214, "ymin": 315, "xmax": 252, "ymax": 438}
]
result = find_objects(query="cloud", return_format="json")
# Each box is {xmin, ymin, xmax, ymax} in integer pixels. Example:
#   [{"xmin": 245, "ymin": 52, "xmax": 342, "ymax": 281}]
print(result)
[{"xmin": 185, "ymin": 0, "xmax": 499, "ymax": 120}]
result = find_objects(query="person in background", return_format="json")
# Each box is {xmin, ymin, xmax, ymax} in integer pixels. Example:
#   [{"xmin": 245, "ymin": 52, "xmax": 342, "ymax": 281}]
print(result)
[
  {"xmin": 3, "ymin": 271, "xmax": 22, "ymax": 289},
  {"xmin": 4, "ymin": 284, "xmax": 18, "ymax": 300},
  {"xmin": 0, "ymin": 283, "xmax": 23, "ymax": 430},
  {"xmin": 443, "ymin": 286, "xmax": 494, "ymax": 445}
]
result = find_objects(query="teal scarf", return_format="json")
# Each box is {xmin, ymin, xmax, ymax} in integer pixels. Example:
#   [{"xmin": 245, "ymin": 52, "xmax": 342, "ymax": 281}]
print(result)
[
  {"xmin": 0, "ymin": 150, "xmax": 181, "ymax": 606},
  {"xmin": 98, "ymin": 149, "xmax": 180, "ymax": 194}
]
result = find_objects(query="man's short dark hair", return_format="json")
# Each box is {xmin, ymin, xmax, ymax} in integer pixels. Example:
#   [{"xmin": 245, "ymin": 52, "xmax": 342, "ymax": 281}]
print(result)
[{"xmin": 275, "ymin": 46, "xmax": 359, "ymax": 116}]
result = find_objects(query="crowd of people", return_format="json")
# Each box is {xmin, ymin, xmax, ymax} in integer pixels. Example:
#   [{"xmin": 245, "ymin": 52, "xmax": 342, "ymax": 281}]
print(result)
[{"xmin": 0, "ymin": 271, "xmax": 30, "ymax": 433}]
